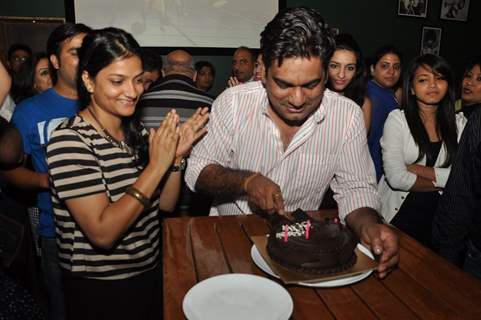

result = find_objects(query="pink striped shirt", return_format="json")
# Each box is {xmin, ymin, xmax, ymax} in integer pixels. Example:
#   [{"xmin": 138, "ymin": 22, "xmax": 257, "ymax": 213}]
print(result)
[{"xmin": 185, "ymin": 81, "xmax": 380, "ymax": 220}]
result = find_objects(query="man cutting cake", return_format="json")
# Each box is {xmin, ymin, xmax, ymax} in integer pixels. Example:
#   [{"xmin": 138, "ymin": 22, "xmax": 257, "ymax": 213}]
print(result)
[{"xmin": 185, "ymin": 6, "xmax": 399, "ymax": 278}]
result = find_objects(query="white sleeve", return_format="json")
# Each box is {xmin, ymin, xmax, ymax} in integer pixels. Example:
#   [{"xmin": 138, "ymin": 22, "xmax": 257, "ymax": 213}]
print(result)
[
  {"xmin": 380, "ymin": 110, "xmax": 417, "ymax": 191},
  {"xmin": 185, "ymin": 89, "xmax": 236, "ymax": 191}
]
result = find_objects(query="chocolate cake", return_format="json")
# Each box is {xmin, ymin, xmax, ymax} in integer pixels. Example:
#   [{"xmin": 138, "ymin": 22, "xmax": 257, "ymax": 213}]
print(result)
[{"xmin": 266, "ymin": 210, "xmax": 358, "ymax": 274}]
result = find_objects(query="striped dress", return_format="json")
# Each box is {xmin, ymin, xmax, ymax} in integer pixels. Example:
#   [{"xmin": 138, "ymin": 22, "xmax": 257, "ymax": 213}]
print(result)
[{"xmin": 46, "ymin": 115, "xmax": 160, "ymax": 280}]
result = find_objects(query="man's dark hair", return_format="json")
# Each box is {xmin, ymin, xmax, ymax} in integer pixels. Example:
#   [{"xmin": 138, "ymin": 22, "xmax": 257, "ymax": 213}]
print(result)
[
  {"xmin": 8, "ymin": 43, "xmax": 32, "ymax": 60},
  {"xmin": 235, "ymin": 46, "xmax": 257, "ymax": 62},
  {"xmin": 46, "ymin": 23, "xmax": 91, "ymax": 83},
  {"xmin": 141, "ymin": 48, "xmax": 162, "ymax": 72},
  {"xmin": 260, "ymin": 7, "xmax": 335, "ymax": 70}
]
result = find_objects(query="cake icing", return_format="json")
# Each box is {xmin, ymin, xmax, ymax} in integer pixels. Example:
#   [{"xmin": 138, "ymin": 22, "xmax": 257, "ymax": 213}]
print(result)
[{"xmin": 266, "ymin": 209, "xmax": 358, "ymax": 274}]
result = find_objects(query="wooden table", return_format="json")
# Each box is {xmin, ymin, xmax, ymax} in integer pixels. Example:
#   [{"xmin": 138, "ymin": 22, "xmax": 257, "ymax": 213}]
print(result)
[{"xmin": 163, "ymin": 213, "xmax": 481, "ymax": 319}]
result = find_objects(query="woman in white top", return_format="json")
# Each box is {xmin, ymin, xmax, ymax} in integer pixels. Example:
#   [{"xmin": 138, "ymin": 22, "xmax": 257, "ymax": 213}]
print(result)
[{"xmin": 378, "ymin": 54, "xmax": 466, "ymax": 248}]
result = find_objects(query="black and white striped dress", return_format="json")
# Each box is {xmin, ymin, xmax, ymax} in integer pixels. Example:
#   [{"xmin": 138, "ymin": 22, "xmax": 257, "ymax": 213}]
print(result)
[{"xmin": 47, "ymin": 115, "xmax": 160, "ymax": 280}]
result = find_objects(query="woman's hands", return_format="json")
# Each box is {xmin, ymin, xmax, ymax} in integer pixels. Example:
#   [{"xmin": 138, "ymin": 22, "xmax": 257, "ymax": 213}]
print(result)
[
  {"xmin": 148, "ymin": 110, "xmax": 180, "ymax": 173},
  {"xmin": 176, "ymin": 107, "xmax": 209, "ymax": 158}
]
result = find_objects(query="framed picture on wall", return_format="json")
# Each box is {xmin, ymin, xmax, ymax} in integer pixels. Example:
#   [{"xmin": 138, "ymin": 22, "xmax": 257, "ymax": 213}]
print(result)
[
  {"xmin": 398, "ymin": 0, "xmax": 428, "ymax": 18},
  {"xmin": 420, "ymin": 27, "xmax": 442, "ymax": 55},
  {"xmin": 440, "ymin": 0, "xmax": 470, "ymax": 21}
]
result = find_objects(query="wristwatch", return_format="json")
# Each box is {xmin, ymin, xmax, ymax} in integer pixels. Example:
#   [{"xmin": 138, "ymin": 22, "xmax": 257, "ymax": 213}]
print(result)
[{"xmin": 170, "ymin": 158, "xmax": 186, "ymax": 172}]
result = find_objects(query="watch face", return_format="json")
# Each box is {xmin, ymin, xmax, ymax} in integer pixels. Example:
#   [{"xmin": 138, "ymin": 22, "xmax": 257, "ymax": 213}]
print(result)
[
  {"xmin": 179, "ymin": 158, "xmax": 187, "ymax": 171},
  {"xmin": 171, "ymin": 158, "xmax": 186, "ymax": 172}
]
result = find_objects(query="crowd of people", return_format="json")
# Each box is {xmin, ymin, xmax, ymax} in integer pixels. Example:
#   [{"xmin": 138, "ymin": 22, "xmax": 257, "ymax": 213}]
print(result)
[{"xmin": 0, "ymin": 5, "xmax": 480, "ymax": 320}]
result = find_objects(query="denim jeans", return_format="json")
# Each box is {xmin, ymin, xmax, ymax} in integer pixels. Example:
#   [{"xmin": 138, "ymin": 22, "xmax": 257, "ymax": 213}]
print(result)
[
  {"xmin": 40, "ymin": 236, "xmax": 65, "ymax": 320},
  {"xmin": 463, "ymin": 240, "xmax": 481, "ymax": 282}
]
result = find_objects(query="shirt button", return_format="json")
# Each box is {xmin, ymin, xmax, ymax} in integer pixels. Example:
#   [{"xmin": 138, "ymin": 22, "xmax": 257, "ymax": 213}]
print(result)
[
  {"xmin": 395, "ymin": 208, "xmax": 398, "ymax": 211},
  {"xmin": 401, "ymin": 196, "xmax": 405, "ymax": 199}
]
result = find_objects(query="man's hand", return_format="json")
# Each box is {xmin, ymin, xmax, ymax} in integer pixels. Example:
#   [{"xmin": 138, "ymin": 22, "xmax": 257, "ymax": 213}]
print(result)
[
  {"xmin": 346, "ymin": 208, "xmax": 399, "ymax": 278},
  {"xmin": 359, "ymin": 222, "xmax": 399, "ymax": 278},
  {"xmin": 244, "ymin": 173, "xmax": 286, "ymax": 217},
  {"xmin": 227, "ymin": 76, "xmax": 241, "ymax": 88}
]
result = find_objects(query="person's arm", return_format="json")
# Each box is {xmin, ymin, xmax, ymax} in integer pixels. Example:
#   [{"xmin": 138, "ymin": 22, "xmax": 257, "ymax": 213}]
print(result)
[
  {"xmin": 405, "ymin": 164, "xmax": 440, "ymax": 191},
  {"xmin": 1, "ymin": 165, "xmax": 49, "ymax": 189},
  {"xmin": 157, "ymin": 107, "xmax": 209, "ymax": 211},
  {"xmin": 49, "ymin": 112, "xmax": 179, "ymax": 249},
  {"xmin": 185, "ymin": 90, "xmax": 289, "ymax": 216},
  {"xmin": 330, "ymin": 102, "xmax": 379, "ymax": 221},
  {"xmin": 346, "ymin": 207, "xmax": 399, "ymax": 279},
  {"xmin": 406, "ymin": 163, "xmax": 435, "ymax": 181},
  {"xmin": 0, "ymin": 59, "xmax": 11, "ymax": 106},
  {"xmin": 361, "ymin": 96, "xmax": 372, "ymax": 133},
  {"xmin": 195, "ymin": 164, "xmax": 286, "ymax": 216},
  {"xmin": 3, "ymin": 105, "xmax": 49, "ymax": 189},
  {"xmin": 381, "ymin": 110, "xmax": 425, "ymax": 191},
  {"xmin": 186, "ymin": 89, "xmax": 237, "ymax": 193},
  {"xmin": 331, "ymin": 105, "xmax": 398, "ymax": 278}
]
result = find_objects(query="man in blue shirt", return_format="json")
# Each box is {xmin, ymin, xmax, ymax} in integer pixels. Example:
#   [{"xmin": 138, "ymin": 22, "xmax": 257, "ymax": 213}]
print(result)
[{"xmin": 5, "ymin": 23, "xmax": 91, "ymax": 320}]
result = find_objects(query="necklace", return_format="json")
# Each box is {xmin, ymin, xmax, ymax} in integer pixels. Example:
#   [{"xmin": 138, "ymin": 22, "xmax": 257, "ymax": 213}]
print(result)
[{"xmin": 86, "ymin": 107, "xmax": 132, "ymax": 155}]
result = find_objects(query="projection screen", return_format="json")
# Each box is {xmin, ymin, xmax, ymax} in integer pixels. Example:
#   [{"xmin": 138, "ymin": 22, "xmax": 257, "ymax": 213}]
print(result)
[{"xmin": 73, "ymin": 0, "xmax": 279, "ymax": 48}]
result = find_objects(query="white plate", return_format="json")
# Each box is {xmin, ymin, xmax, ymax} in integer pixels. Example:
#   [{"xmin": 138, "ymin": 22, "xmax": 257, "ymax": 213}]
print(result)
[
  {"xmin": 182, "ymin": 273, "xmax": 293, "ymax": 320},
  {"xmin": 251, "ymin": 244, "xmax": 374, "ymax": 288}
]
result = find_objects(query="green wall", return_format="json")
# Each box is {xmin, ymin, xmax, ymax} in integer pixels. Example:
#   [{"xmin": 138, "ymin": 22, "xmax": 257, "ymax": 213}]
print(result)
[{"xmin": 2, "ymin": 0, "xmax": 478, "ymax": 96}]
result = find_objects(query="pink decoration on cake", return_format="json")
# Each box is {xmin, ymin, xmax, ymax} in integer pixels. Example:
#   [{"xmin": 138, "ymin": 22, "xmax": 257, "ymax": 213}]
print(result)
[
  {"xmin": 283, "ymin": 225, "xmax": 288, "ymax": 242},
  {"xmin": 305, "ymin": 220, "xmax": 311, "ymax": 239}
]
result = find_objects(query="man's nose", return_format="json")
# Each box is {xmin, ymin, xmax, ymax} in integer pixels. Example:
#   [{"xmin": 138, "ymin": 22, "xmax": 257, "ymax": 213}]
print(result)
[{"xmin": 289, "ymin": 87, "xmax": 306, "ymax": 107}]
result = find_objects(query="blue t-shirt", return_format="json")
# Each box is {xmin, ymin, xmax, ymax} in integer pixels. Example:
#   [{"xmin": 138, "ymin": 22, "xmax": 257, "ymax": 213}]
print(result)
[
  {"xmin": 367, "ymin": 80, "xmax": 399, "ymax": 181},
  {"xmin": 11, "ymin": 88, "xmax": 79, "ymax": 237}
]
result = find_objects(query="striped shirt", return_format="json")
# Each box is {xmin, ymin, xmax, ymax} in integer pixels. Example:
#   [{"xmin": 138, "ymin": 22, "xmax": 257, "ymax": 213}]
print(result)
[
  {"xmin": 185, "ymin": 81, "xmax": 380, "ymax": 221},
  {"xmin": 46, "ymin": 115, "xmax": 159, "ymax": 280},
  {"xmin": 137, "ymin": 74, "xmax": 213, "ymax": 128}
]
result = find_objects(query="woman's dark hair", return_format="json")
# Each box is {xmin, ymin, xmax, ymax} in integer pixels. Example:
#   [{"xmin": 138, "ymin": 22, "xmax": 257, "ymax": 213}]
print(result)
[
  {"xmin": 195, "ymin": 61, "xmax": 216, "ymax": 77},
  {"xmin": 460, "ymin": 55, "xmax": 481, "ymax": 106},
  {"xmin": 462, "ymin": 55, "xmax": 481, "ymax": 77},
  {"xmin": 371, "ymin": 45, "xmax": 403, "ymax": 68},
  {"xmin": 402, "ymin": 54, "xmax": 458, "ymax": 167},
  {"xmin": 77, "ymin": 27, "xmax": 148, "ymax": 167},
  {"xmin": 11, "ymin": 52, "xmax": 51, "ymax": 103},
  {"xmin": 260, "ymin": 7, "xmax": 335, "ymax": 70},
  {"xmin": 326, "ymin": 33, "xmax": 367, "ymax": 106}
]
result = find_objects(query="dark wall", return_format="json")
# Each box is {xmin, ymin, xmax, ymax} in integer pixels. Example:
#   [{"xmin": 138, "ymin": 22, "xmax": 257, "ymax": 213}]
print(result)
[
  {"xmin": 288, "ymin": 0, "xmax": 480, "ymax": 80},
  {"xmin": 2, "ymin": 0, "xmax": 479, "ymax": 95},
  {"xmin": 0, "ymin": 0, "xmax": 65, "ymax": 18}
]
